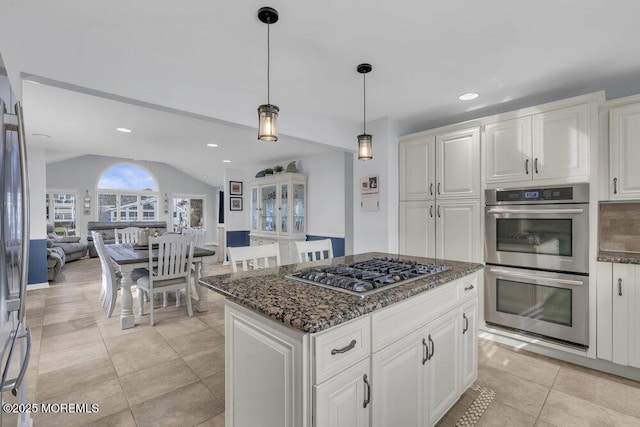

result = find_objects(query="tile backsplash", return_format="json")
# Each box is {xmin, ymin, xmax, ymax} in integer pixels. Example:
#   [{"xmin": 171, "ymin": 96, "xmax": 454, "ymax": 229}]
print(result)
[{"xmin": 599, "ymin": 202, "xmax": 640, "ymax": 253}]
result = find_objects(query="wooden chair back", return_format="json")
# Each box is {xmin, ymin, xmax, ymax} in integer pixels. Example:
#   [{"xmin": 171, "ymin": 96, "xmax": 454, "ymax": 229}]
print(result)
[
  {"xmin": 295, "ymin": 239, "xmax": 334, "ymax": 263},
  {"xmin": 226, "ymin": 243, "xmax": 281, "ymax": 272}
]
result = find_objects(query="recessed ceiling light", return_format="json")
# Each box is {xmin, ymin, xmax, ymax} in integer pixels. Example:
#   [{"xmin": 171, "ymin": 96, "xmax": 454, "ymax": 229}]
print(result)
[
  {"xmin": 116, "ymin": 127, "xmax": 132, "ymax": 133},
  {"xmin": 223, "ymin": 160, "xmax": 231, "ymax": 163},
  {"xmin": 458, "ymin": 92, "xmax": 479, "ymax": 101},
  {"xmin": 32, "ymin": 133, "xmax": 51, "ymax": 138},
  {"xmin": 207, "ymin": 143, "xmax": 219, "ymax": 148}
]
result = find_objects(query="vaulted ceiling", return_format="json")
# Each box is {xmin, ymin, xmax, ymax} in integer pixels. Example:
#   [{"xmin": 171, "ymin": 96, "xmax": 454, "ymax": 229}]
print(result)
[{"xmin": 1, "ymin": 0, "xmax": 640, "ymax": 186}]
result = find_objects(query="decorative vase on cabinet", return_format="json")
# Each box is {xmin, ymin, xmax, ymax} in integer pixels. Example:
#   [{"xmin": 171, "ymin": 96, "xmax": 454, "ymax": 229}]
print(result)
[{"xmin": 250, "ymin": 172, "xmax": 306, "ymax": 264}]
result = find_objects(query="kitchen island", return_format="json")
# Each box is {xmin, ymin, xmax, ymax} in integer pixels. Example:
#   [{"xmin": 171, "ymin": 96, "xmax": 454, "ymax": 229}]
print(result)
[{"xmin": 199, "ymin": 252, "xmax": 483, "ymax": 427}]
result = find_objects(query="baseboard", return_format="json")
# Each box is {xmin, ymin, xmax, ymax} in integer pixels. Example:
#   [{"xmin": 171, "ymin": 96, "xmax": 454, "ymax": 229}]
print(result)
[{"xmin": 27, "ymin": 282, "xmax": 50, "ymax": 290}]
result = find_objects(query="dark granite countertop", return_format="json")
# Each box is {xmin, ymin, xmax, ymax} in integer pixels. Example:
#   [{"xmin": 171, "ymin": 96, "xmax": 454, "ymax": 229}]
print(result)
[
  {"xmin": 199, "ymin": 252, "xmax": 484, "ymax": 334},
  {"xmin": 597, "ymin": 251, "xmax": 640, "ymax": 264}
]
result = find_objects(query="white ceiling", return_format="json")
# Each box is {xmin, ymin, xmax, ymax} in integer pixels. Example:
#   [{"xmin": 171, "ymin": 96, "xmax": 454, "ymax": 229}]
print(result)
[{"xmin": 2, "ymin": 0, "xmax": 640, "ymax": 186}]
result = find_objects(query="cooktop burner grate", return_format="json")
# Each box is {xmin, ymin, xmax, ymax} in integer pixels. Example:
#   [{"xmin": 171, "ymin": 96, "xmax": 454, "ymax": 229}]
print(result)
[{"xmin": 286, "ymin": 257, "xmax": 448, "ymax": 297}]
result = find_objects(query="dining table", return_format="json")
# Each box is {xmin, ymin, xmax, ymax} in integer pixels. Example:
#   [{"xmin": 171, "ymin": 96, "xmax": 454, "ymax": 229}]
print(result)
[{"xmin": 105, "ymin": 243, "xmax": 217, "ymax": 329}]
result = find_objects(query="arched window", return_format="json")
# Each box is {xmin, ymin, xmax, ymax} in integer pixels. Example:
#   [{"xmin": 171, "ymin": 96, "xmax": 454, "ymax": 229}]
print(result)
[{"xmin": 96, "ymin": 164, "xmax": 160, "ymax": 222}]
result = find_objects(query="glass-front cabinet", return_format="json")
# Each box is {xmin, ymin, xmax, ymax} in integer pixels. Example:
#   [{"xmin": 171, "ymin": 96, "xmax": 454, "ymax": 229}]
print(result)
[{"xmin": 250, "ymin": 173, "xmax": 306, "ymax": 263}]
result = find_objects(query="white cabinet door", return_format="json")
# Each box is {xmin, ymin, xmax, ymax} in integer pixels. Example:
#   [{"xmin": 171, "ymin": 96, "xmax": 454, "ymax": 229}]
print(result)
[
  {"xmin": 436, "ymin": 127, "xmax": 480, "ymax": 199},
  {"xmin": 485, "ymin": 117, "xmax": 533, "ymax": 183},
  {"xmin": 371, "ymin": 328, "xmax": 425, "ymax": 427},
  {"xmin": 532, "ymin": 104, "xmax": 590, "ymax": 181},
  {"xmin": 315, "ymin": 358, "xmax": 370, "ymax": 427},
  {"xmin": 460, "ymin": 299, "xmax": 478, "ymax": 392},
  {"xmin": 400, "ymin": 135, "xmax": 435, "ymax": 201},
  {"xmin": 610, "ymin": 103, "xmax": 640, "ymax": 199},
  {"xmin": 612, "ymin": 264, "xmax": 640, "ymax": 368},
  {"xmin": 425, "ymin": 309, "xmax": 460, "ymax": 426},
  {"xmin": 399, "ymin": 201, "xmax": 435, "ymax": 258},
  {"xmin": 226, "ymin": 305, "xmax": 301, "ymax": 427},
  {"xmin": 435, "ymin": 200, "xmax": 481, "ymax": 263}
]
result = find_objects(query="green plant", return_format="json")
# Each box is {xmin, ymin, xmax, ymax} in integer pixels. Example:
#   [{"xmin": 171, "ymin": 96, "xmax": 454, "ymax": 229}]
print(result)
[
  {"xmin": 274, "ymin": 165, "xmax": 284, "ymax": 173},
  {"xmin": 265, "ymin": 167, "xmax": 274, "ymax": 175}
]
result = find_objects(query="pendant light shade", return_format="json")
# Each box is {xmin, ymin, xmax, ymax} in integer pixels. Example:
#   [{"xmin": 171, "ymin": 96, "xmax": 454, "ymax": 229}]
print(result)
[
  {"xmin": 357, "ymin": 63, "xmax": 373, "ymax": 160},
  {"xmin": 257, "ymin": 7, "xmax": 279, "ymax": 142}
]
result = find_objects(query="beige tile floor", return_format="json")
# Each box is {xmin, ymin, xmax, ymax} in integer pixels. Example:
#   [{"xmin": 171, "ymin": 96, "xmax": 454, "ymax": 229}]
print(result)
[{"xmin": 4, "ymin": 257, "xmax": 640, "ymax": 426}]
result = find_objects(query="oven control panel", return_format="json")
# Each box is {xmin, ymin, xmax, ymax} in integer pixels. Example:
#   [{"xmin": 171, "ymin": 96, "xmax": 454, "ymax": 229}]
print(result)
[{"xmin": 487, "ymin": 183, "xmax": 588, "ymax": 205}]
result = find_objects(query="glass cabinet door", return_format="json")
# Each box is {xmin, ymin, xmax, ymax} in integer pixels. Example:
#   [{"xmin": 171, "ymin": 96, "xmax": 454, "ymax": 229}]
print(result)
[
  {"xmin": 293, "ymin": 183, "xmax": 305, "ymax": 233},
  {"xmin": 251, "ymin": 187, "xmax": 259, "ymax": 232},
  {"xmin": 261, "ymin": 185, "xmax": 277, "ymax": 233},
  {"xmin": 280, "ymin": 183, "xmax": 288, "ymax": 234}
]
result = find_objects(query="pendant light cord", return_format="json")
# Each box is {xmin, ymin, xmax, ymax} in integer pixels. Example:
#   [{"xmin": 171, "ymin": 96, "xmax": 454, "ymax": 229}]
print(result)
[
  {"xmin": 363, "ymin": 73, "xmax": 366, "ymax": 134},
  {"xmin": 267, "ymin": 20, "xmax": 271, "ymax": 105}
]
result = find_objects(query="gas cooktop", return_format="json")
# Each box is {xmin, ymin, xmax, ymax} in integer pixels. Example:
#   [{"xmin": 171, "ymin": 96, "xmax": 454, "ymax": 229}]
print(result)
[{"xmin": 286, "ymin": 257, "xmax": 448, "ymax": 297}]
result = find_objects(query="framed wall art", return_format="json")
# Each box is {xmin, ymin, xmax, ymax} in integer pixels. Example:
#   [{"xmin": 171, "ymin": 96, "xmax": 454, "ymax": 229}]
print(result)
[
  {"xmin": 230, "ymin": 181, "xmax": 243, "ymax": 196},
  {"xmin": 230, "ymin": 196, "xmax": 243, "ymax": 211}
]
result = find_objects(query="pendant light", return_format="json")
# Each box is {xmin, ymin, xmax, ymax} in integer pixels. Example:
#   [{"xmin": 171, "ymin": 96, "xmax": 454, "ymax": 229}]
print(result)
[
  {"xmin": 257, "ymin": 7, "xmax": 279, "ymax": 142},
  {"xmin": 357, "ymin": 63, "xmax": 373, "ymax": 160}
]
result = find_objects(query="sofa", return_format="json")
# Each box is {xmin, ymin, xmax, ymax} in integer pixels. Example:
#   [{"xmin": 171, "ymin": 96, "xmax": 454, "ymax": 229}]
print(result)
[
  {"xmin": 87, "ymin": 221, "xmax": 168, "ymax": 258},
  {"xmin": 46, "ymin": 223, "xmax": 88, "ymax": 262},
  {"xmin": 47, "ymin": 247, "xmax": 64, "ymax": 281}
]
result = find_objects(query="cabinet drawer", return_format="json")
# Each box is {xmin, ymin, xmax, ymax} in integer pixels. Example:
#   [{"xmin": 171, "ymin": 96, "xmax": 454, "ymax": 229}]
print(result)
[
  {"xmin": 460, "ymin": 274, "xmax": 479, "ymax": 302},
  {"xmin": 371, "ymin": 280, "xmax": 460, "ymax": 352},
  {"xmin": 313, "ymin": 316, "xmax": 371, "ymax": 384}
]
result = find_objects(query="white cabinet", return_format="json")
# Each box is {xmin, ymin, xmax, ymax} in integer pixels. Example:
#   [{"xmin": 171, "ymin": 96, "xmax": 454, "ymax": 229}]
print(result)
[
  {"xmin": 400, "ymin": 199, "xmax": 480, "ymax": 262},
  {"xmin": 436, "ymin": 127, "xmax": 481, "ymax": 199},
  {"xmin": 460, "ymin": 299, "xmax": 478, "ymax": 392},
  {"xmin": 596, "ymin": 262, "xmax": 640, "ymax": 368},
  {"xmin": 400, "ymin": 135, "xmax": 435, "ymax": 201},
  {"xmin": 399, "ymin": 126, "xmax": 481, "ymax": 262},
  {"xmin": 435, "ymin": 200, "xmax": 481, "ymax": 263},
  {"xmin": 609, "ymin": 103, "xmax": 640, "ymax": 199},
  {"xmin": 314, "ymin": 358, "xmax": 370, "ymax": 427},
  {"xmin": 399, "ymin": 201, "xmax": 435, "ymax": 258},
  {"xmin": 250, "ymin": 173, "xmax": 306, "ymax": 264},
  {"xmin": 371, "ymin": 328, "xmax": 425, "ymax": 427},
  {"xmin": 485, "ymin": 104, "xmax": 590, "ymax": 184},
  {"xmin": 425, "ymin": 309, "xmax": 460, "ymax": 426}
]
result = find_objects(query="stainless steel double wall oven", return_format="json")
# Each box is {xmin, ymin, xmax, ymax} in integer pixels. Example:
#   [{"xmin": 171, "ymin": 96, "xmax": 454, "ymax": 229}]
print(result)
[{"xmin": 484, "ymin": 184, "xmax": 589, "ymax": 347}]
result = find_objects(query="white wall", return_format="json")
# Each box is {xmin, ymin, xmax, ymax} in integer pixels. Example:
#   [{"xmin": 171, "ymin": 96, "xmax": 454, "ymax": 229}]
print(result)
[
  {"xmin": 297, "ymin": 151, "xmax": 346, "ymax": 238},
  {"xmin": 46, "ymin": 154, "xmax": 220, "ymax": 244},
  {"xmin": 352, "ymin": 117, "xmax": 400, "ymax": 254},
  {"xmin": 28, "ymin": 146, "xmax": 47, "ymax": 240},
  {"xmin": 223, "ymin": 168, "xmax": 249, "ymax": 232}
]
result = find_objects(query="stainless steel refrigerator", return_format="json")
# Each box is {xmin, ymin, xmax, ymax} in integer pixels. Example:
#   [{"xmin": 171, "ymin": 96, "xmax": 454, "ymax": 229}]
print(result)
[{"xmin": 1, "ymin": 98, "xmax": 32, "ymax": 426}]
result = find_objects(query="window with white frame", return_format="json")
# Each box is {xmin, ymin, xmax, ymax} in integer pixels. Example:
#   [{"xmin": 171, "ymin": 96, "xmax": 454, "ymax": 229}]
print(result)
[
  {"xmin": 96, "ymin": 164, "xmax": 160, "ymax": 222},
  {"xmin": 46, "ymin": 190, "xmax": 78, "ymax": 235}
]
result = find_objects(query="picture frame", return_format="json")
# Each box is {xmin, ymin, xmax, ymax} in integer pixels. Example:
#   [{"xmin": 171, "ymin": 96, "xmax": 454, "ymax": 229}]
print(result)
[
  {"xmin": 230, "ymin": 196, "xmax": 243, "ymax": 211},
  {"xmin": 229, "ymin": 181, "xmax": 243, "ymax": 196}
]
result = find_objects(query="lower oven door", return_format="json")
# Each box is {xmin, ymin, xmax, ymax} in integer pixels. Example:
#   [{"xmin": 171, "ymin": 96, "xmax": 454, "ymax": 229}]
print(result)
[{"xmin": 485, "ymin": 264, "xmax": 589, "ymax": 347}]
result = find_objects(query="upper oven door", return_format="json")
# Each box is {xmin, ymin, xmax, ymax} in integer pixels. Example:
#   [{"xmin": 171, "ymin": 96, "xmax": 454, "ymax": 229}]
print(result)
[{"xmin": 485, "ymin": 203, "xmax": 589, "ymax": 273}]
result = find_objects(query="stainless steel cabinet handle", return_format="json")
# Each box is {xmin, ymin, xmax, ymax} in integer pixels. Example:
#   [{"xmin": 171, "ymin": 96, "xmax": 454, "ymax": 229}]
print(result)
[
  {"xmin": 525, "ymin": 158, "xmax": 529, "ymax": 175},
  {"xmin": 614, "ymin": 178, "xmax": 618, "ymax": 195},
  {"xmin": 464, "ymin": 284, "xmax": 474, "ymax": 291},
  {"xmin": 487, "ymin": 208, "xmax": 584, "ymax": 215},
  {"xmin": 437, "ymin": 182, "xmax": 441, "ymax": 195},
  {"xmin": 534, "ymin": 158, "xmax": 539, "ymax": 174},
  {"xmin": 363, "ymin": 374, "xmax": 371, "ymax": 408},
  {"xmin": 429, "ymin": 205, "xmax": 433, "ymax": 218},
  {"xmin": 430, "ymin": 183, "xmax": 433, "ymax": 196},
  {"xmin": 437, "ymin": 205, "xmax": 441, "ymax": 218},
  {"xmin": 463, "ymin": 314, "xmax": 469, "ymax": 334},
  {"xmin": 422, "ymin": 338, "xmax": 428, "ymax": 365},
  {"xmin": 428, "ymin": 334, "xmax": 435, "ymax": 360},
  {"xmin": 618, "ymin": 278, "xmax": 623, "ymax": 296},
  {"xmin": 331, "ymin": 339, "xmax": 356, "ymax": 355}
]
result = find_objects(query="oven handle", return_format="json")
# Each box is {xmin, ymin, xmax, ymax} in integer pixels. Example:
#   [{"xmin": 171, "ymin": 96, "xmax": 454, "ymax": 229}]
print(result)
[
  {"xmin": 489, "ymin": 268, "xmax": 585, "ymax": 286},
  {"xmin": 486, "ymin": 208, "xmax": 584, "ymax": 215}
]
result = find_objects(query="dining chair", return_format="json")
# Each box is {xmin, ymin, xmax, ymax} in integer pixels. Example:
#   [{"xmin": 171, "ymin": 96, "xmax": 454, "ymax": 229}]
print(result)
[
  {"xmin": 295, "ymin": 239, "xmax": 334, "ymax": 263},
  {"xmin": 114, "ymin": 227, "xmax": 140, "ymax": 244},
  {"xmin": 92, "ymin": 231, "xmax": 146, "ymax": 317},
  {"xmin": 136, "ymin": 234, "xmax": 195, "ymax": 325},
  {"xmin": 227, "ymin": 243, "xmax": 281, "ymax": 272},
  {"xmin": 182, "ymin": 228, "xmax": 206, "ymax": 295}
]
